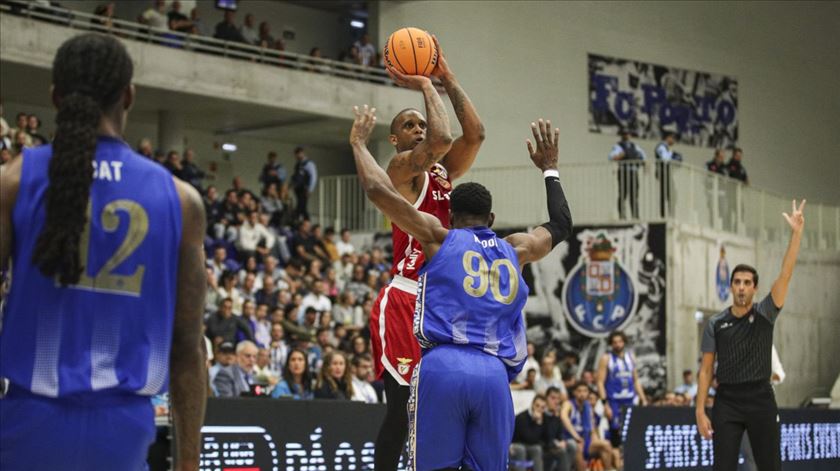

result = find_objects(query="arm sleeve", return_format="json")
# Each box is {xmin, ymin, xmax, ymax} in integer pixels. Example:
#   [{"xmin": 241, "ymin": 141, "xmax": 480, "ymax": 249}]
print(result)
[
  {"xmin": 700, "ymin": 319, "xmax": 716, "ymax": 353},
  {"xmin": 757, "ymin": 293, "xmax": 781, "ymax": 323},
  {"xmin": 540, "ymin": 173, "xmax": 573, "ymax": 248}
]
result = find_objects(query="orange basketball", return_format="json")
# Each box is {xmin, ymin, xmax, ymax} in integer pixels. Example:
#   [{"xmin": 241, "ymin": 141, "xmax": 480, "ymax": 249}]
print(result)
[{"xmin": 383, "ymin": 27, "xmax": 438, "ymax": 76}]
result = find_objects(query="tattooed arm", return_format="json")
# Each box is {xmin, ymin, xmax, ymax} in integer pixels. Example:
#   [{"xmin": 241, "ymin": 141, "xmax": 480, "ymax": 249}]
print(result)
[{"xmin": 433, "ymin": 36, "xmax": 485, "ymax": 181}]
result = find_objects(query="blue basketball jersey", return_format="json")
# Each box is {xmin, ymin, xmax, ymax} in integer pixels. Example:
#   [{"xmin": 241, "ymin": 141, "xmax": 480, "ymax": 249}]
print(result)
[
  {"xmin": 413, "ymin": 226, "xmax": 529, "ymax": 381},
  {"xmin": 605, "ymin": 351, "xmax": 636, "ymax": 401},
  {"xmin": 0, "ymin": 137, "xmax": 182, "ymax": 398},
  {"xmin": 563, "ymin": 399, "xmax": 594, "ymax": 441}
]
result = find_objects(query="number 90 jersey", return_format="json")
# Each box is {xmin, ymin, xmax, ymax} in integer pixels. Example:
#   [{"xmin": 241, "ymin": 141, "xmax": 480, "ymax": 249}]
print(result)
[
  {"xmin": 1, "ymin": 137, "xmax": 182, "ymax": 398},
  {"xmin": 413, "ymin": 226, "xmax": 529, "ymax": 381}
]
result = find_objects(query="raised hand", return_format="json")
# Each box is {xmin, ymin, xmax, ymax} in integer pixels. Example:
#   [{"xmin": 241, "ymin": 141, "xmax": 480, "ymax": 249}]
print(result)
[
  {"xmin": 782, "ymin": 199, "xmax": 805, "ymax": 234},
  {"xmin": 430, "ymin": 35, "xmax": 452, "ymax": 80},
  {"xmin": 526, "ymin": 119, "xmax": 560, "ymax": 171},
  {"xmin": 387, "ymin": 65, "xmax": 433, "ymax": 90},
  {"xmin": 349, "ymin": 105, "xmax": 377, "ymax": 146}
]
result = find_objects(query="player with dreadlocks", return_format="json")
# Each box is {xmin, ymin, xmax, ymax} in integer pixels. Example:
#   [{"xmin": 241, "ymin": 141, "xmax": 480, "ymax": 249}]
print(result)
[{"xmin": 0, "ymin": 34, "xmax": 206, "ymax": 469}]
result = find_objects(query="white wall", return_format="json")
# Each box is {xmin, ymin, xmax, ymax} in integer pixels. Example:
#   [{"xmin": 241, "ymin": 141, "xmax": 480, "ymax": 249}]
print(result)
[{"xmin": 377, "ymin": 1, "xmax": 840, "ymax": 205}]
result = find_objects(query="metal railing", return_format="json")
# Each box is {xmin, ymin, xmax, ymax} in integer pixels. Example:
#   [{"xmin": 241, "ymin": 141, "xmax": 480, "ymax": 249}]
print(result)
[
  {"xmin": 0, "ymin": 0, "xmax": 392, "ymax": 84},
  {"xmin": 315, "ymin": 162, "xmax": 840, "ymax": 251}
]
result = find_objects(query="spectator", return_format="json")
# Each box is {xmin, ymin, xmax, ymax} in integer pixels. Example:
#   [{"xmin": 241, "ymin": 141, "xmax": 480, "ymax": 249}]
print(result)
[
  {"xmin": 510, "ymin": 395, "xmax": 548, "ymax": 471},
  {"xmin": 654, "ymin": 131, "xmax": 682, "ymax": 218},
  {"xmin": 510, "ymin": 368, "xmax": 537, "ymax": 391},
  {"xmin": 12, "ymin": 130, "xmax": 31, "ymax": 158},
  {"xmin": 706, "ymin": 149, "xmax": 727, "ymax": 175},
  {"xmin": 610, "ymin": 128, "xmax": 646, "ymax": 219},
  {"xmin": 268, "ymin": 322, "xmax": 289, "ymax": 372},
  {"xmin": 240, "ymin": 13, "xmax": 258, "ymax": 45},
  {"xmin": 535, "ymin": 353, "xmax": 567, "ymax": 396},
  {"xmin": 315, "ymin": 351, "xmax": 353, "ymax": 400},
  {"xmin": 180, "ymin": 148, "xmax": 205, "ymax": 189},
  {"xmin": 217, "ymin": 270, "xmax": 244, "ymax": 315},
  {"xmin": 343, "ymin": 45, "xmax": 362, "ymax": 65},
  {"xmin": 336, "ymin": 228, "xmax": 355, "ymax": 257},
  {"xmin": 255, "ymin": 275, "xmax": 278, "ymax": 310},
  {"xmin": 208, "ymin": 341, "xmax": 236, "ymax": 395},
  {"xmin": 674, "ymin": 369, "xmax": 698, "ymax": 401},
  {"xmin": 164, "ymin": 150, "xmax": 184, "ymax": 179},
  {"xmin": 350, "ymin": 353, "xmax": 378, "ymax": 403},
  {"xmin": 561, "ymin": 382, "xmax": 621, "ymax": 470},
  {"xmin": 189, "ymin": 7, "xmax": 207, "ymax": 36},
  {"xmin": 258, "ymin": 21, "xmax": 274, "ymax": 47},
  {"xmin": 214, "ymin": 10, "xmax": 245, "ymax": 43},
  {"xmin": 292, "ymin": 219, "xmax": 328, "ymax": 263},
  {"xmin": 207, "ymin": 245, "xmax": 235, "ymax": 280},
  {"xmin": 25, "ymin": 114, "xmax": 47, "ymax": 147},
  {"xmin": 299, "ymin": 280, "xmax": 332, "ymax": 323},
  {"xmin": 214, "ymin": 340, "xmax": 258, "ymax": 397},
  {"xmin": 581, "ymin": 370, "xmax": 596, "ymax": 390},
  {"xmin": 271, "ymin": 349, "xmax": 313, "ymax": 399},
  {"xmin": 140, "ymin": 0, "xmax": 167, "ymax": 30},
  {"xmin": 216, "ymin": 189, "xmax": 242, "ymax": 241},
  {"xmin": 249, "ymin": 302, "xmax": 272, "ymax": 348},
  {"xmin": 305, "ymin": 47, "xmax": 330, "ymax": 74},
  {"xmin": 259, "ymin": 150, "xmax": 287, "ymax": 189},
  {"xmin": 726, "ymin": 147, "xmax": 749, "ymax": 184},
  {"xmin": 514, "ymin": 342, "xmax": 540, "ymax": 385},
  {"xmin": 345, "ymin": 264, "xmax": 373, "ymax": 301},
  {"xmin": 206, "ymin": 298, "xmax": 254, "ymax": 345},
  {"xmin": 236, "ymin": 211, "xmax": 275, "ymax": 261},
  {"xmin": 544, "ymin": 386, "xmax": 576, "ymax": 471},
  {"xmin": 153, "ymin": 149, "xmax": 166, "ymax": 166},
  {"xmin": 9, "ymin": 113, "xmax": 31, "ymax": 145},
  {"xmin": 290, "ymin": 146, "xmax": 317, "ymax": 220},
  {"xmin": 284, "ymin": 306, "xmax": 318, "ymax": 343},
  {"xmin": 91, "ymin": 2, "xmax": 116, "ymax": 33},
  {"xmin": 167, "ymin": 0, "xmax": 192, "ymax": 33},
  {"xmin": 319, "ymin": 227, "xmax": 339, "ymax": 262},
  {"xmin": 252, "ymin": 348, "xmax": 279, "ymax": 387},
  {"xmin": 136, "ymin": 138, "xmax": 153, "ymax": 159},
  {"xmin": 0, "ymin": 148, "xmax": 13, "ymax": 166},
  {"xmin": 354, "ymin": 33, "xmax": 376, "ymax": 67}
]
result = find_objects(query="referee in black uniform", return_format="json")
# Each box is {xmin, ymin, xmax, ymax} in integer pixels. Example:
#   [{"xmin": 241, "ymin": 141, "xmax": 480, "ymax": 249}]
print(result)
[{"xmin": 695, "ymin": 199, "xmax": 805, "ymax": 471}]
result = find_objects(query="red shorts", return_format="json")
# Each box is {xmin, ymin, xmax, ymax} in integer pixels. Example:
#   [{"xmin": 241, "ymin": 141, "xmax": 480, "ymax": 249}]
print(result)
[{"xmin": 370, "ymin": 276, "xmax": 421, "ymax": 386}]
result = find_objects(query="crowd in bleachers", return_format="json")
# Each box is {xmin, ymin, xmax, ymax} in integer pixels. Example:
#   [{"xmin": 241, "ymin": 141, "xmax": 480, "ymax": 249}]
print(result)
[{"xmin": 5, "ymin": 0, "xmax": 388, "ymax": 81}]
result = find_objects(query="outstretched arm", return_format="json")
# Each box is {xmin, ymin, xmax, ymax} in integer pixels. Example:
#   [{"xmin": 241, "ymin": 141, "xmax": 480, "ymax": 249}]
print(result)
[
  {"xmin": 432, "ymin": 36, "xmax": 485, "ymax": 180},
  {"xmin": 770, "ymin": 199, "xmax": 805, "ymax": 308},
  {"xmin": 505, "ymin": 119, "xmax": 573, "ymax": 268},
  {"xmin": 350, "ymin": 105, "xmax": 448, "ymax": 254},
  {"xmin": 695, "ymin": 352, "xmax": 716, "ymax": 440},
  {"xmin": 386, "ymin": 68, "xmax": 453, "ymax": 190}
]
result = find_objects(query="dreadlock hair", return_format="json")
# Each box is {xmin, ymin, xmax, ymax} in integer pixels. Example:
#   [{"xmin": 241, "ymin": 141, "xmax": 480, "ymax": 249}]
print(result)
[
  {"xmin": 450, "ymin": 182, "xmax": 492, "ymax": 218},
  {"xmin": 31, "ymin": 34, "xmax": 134, "ymax": 285}
]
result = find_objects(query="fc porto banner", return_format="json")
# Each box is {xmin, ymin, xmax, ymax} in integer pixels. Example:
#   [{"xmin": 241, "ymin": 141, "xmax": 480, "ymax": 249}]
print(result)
[
  {"xmin": 588, "ymin": 53, "xmax": 738, "ymax": 148},
  {"xmin": 503, "ymin": 223, "xmax": 667, "ymax": 396}
]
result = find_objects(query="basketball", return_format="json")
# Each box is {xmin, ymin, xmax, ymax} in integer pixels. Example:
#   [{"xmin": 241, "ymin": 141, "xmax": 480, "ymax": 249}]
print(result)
[{"xmin": 383, "ymin": 27, "xmax": 437, "ymax": 76}]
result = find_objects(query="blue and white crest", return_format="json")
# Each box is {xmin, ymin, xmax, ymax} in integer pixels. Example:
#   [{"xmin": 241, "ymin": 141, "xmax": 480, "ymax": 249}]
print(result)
[{"xmin": 561, "ymin": 231, "xmax": 637, "ymax": 338}]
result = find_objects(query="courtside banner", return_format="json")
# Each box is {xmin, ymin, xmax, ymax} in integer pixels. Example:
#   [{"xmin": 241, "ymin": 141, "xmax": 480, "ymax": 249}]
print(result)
[
  {"xmin": 623, "ymin": 406, "xmax": 840, "ymax": 470},
  {"xmin": 198, "ymin": 398, "xmax": 389, "ymax": 470},
  {"xmin": 588, "ymin": 53, "xmax": 738, "ymax": 149}
]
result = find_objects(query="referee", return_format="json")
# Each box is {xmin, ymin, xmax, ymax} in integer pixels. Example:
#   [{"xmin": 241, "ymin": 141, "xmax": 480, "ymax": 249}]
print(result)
[{"xmin": 696, "ymin": 199, "xmax": 805, "ymax": 471}]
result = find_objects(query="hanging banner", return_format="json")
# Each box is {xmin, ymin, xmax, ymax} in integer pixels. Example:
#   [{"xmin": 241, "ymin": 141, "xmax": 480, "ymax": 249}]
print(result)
[{"xmin": 589, "ymin": 53, "xmax": 738, "ymax": 148}]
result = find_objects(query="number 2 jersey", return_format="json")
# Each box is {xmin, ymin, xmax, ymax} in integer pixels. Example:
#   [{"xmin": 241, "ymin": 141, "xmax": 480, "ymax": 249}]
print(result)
[
  {"xmin": 413, "ymin": 226, "xmax": 529, "ymax": 381},
  {"xmin": 0, "ymin": 137, "xmax": 182, "ymax": 398}
]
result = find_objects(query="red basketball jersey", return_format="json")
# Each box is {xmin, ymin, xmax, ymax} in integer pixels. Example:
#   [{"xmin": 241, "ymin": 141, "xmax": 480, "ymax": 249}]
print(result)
[{"xmin": 391, "ymin": 163, "xmax": 452, "ymax": 280}]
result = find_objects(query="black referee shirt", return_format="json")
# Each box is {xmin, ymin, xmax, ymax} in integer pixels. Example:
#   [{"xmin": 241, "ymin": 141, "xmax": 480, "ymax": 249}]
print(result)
[{"xmin": 701, "ymin": 294, "xmax": 781, "ymax": 385}]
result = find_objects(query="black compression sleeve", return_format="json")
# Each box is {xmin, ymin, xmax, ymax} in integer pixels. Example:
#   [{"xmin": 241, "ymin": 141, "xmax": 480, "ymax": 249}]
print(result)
[{"xmin": 540, "ymin": 172, "xmax": 573, "ymax": 248}]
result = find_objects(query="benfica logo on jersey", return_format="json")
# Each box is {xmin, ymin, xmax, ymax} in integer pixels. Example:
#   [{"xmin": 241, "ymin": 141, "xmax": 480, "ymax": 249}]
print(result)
[
  {"xmin": 430, "ymin": 163, "xmax": 451, "ymax": 190},
  {"xmin": 561, "ymin": 232, "xmax": 637, "ymax": 337},
  {"xmin": 396, "ymin": 357, "xmax": 413, "ymax": 375}
]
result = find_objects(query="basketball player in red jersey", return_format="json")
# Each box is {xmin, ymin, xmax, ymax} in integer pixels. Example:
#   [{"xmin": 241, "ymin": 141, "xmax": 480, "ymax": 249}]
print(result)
[{"xmin": 373, "ymin": 36, "xmax": 486, "ymax": 468}]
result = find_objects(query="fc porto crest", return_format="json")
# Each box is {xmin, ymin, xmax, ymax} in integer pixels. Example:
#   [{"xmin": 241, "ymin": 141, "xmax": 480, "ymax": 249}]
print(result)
[{"xmin": 561, "ymin": 232, "xmax": 637, "ymax": 337}]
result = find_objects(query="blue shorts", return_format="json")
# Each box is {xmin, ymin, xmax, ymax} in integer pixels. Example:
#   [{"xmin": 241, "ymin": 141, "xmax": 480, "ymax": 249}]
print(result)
[
  {"xmin": 408, "ymin": 344, "xmax": 514, "ymax": 471},
  {"xmin": 0, "ymin": 388, "xmax": 155, "ymax": 471}
]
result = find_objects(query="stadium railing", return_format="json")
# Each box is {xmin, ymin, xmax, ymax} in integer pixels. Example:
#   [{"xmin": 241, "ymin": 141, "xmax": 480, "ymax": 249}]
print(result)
[
  {"xmin": 0, "ymin": 0, "xmax": 391, "ymax": 84},
  {"xmin": 316, "ymin": 162, "xmax": 840, "ymax": 251}
]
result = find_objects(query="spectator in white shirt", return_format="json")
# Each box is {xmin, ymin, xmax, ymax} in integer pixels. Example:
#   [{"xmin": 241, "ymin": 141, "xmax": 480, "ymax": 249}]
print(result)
[
  {"xmin": 336, "ymin": 228, "xmax": 355, "ymax": 256},
  {"xmin": 140, "ymin": 0, "xmax": 168, "ymax": 29},
  {"xmin": 240, "ymin": 13, "xmax": 259, "ymax": 45},
  {"xmin": 351, "ymin": 354, "xmax": 378, "ymax": 403},
  {"xmin": 236, "ymin": 211, "xmax": 275, "ymax": 260},
  {"xmin": 298, "ymin": 280, "xmax": 332, "ymax": 323},
  {"xmin": 534, "ymin": 354, "xmax": 568, "ymax": 397},
  {"xmin": 674, "ymin": 369, "xmax": 698, "ymax": 400},
  {"xmin": 515, "ymin": 342, "xmax": 540, "ymax": 384},
  {"xmin": 353, "ymin": 33, "xmax": 377, "ymax": 67}
]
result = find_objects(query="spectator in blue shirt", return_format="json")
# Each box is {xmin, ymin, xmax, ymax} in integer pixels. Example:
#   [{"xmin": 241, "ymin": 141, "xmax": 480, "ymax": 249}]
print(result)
[
  {"xmin": 271, "ymin": 349, "xmax": 314, "ymax": 399},
  {"xmin": 654, "ymin": 131, "xmax": 682, "ymax": 218},
  {"xmin": 291, "ymin": 146, "xmax": 317, "ymax": 221},
  {"xmin": 609, "ymin": 129, "xmax": 646, "ymax": 219}
]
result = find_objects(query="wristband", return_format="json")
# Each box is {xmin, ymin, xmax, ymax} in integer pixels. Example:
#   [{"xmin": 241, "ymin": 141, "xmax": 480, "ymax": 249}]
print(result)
[{"xmin": 543, "ymin": 169, "xmax": 560, "ymax": 179}]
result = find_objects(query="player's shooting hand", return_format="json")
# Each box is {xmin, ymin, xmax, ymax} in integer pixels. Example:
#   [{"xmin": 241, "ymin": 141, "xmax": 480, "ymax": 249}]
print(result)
[
  {"xmin": 696, "ymin": 410, "xmax": 713, "ymax": 440},
  {"xmin": 526, "ymin": 119, "xmax": 560, "ymax": 171},
  {"xmin": 387, "ymin": 65, "xmax": 433, "ymax": 90},
  {"xmin": 349, "ymin": 105, "xmax": 377, "ymax": 146},
  {"xmin": 782, "ymin": 199, "xmax": 805, "ymax": 234},
  {"xmin": 430, "ymin": 35, "xmax": 453, "ymax": 81}
]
